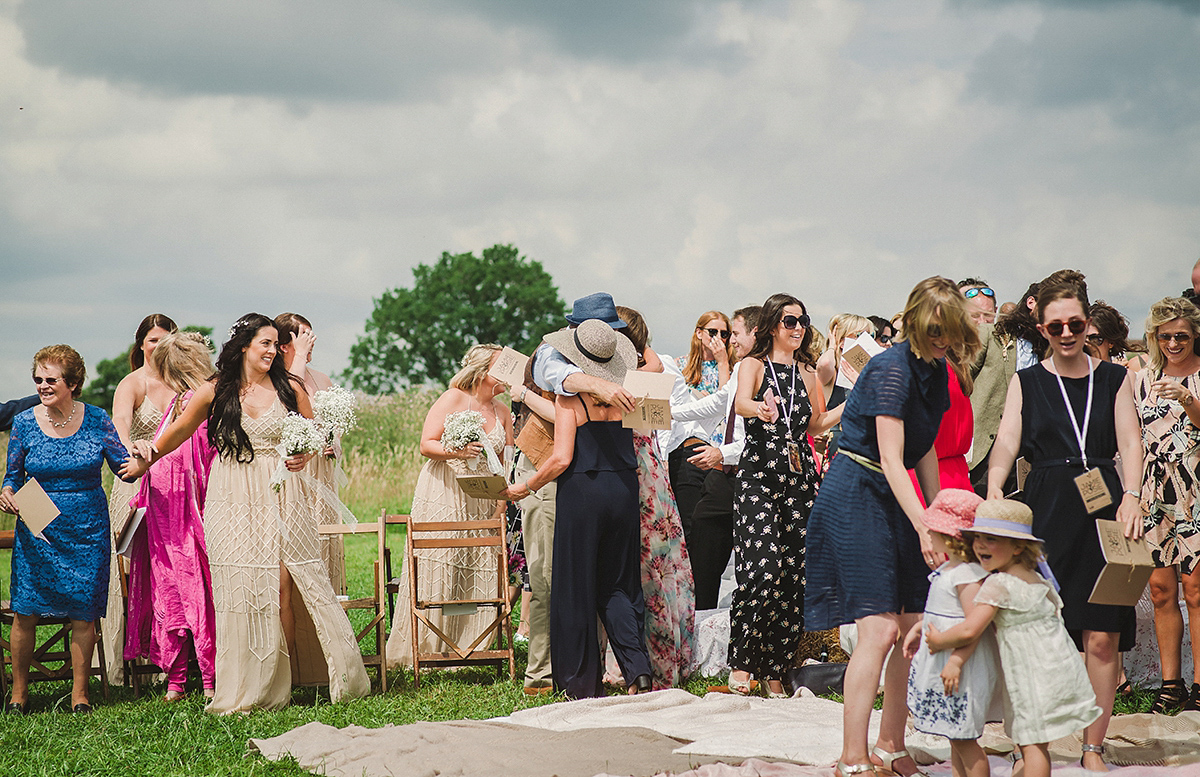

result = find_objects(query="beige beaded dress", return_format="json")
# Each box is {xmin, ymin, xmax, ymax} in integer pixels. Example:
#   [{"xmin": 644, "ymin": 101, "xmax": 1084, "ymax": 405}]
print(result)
[
  {"xmin": 204, "ymin": 400, "xmax": 369, "ymax": 714},
  {"xmin": 386, "ymin": 421, "xmax": 506, "ymax": 668},
  {"xmin": 101, "ymin": 396, "xmax": 160, "ymax": 685}
]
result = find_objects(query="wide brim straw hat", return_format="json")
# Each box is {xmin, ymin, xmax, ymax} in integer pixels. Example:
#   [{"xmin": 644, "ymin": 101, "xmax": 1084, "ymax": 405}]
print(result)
[
  {"xmin": 922, "ymin": 488, "xmax": 984, "ymax": 538},
  {"xmin": 543, "ymin": 318, "xmax": 636, "ymax": 385},
  {"xmin": 968, "ymin": 499, "xmax": 1043, "ymax": 543}
]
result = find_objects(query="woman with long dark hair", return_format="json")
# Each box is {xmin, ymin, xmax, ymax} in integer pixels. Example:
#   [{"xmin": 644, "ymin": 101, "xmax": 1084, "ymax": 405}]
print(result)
[
  {"xmin": 805, "ymin": 277, "xmax": 980, "ymax": 777},
  {"xmin": 103, "ymin": 313, "xmax": 177, "ymax": 683},
  {"xmin": 123, "ymin": 313, "xmax": 368, "ymax": 713},
  {"xmin": 728, "ymin": 293, "xmax": 842, "ymax": 697}
]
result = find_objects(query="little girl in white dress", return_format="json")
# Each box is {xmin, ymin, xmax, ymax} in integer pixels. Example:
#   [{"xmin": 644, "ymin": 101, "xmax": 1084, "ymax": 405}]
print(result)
[
  {"xmin": 926, "ymin": 499, "xmax": 1101, "ymax": 777},
  {"xmin": 903, "ymin": 489, "xmax": 1001, "ymax": 777}
]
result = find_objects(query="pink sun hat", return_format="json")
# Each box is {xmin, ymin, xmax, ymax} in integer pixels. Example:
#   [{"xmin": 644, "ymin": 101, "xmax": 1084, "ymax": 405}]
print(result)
[{"xmin": 922, "ymin": 488, "xmax": 984, "ymax": 537}]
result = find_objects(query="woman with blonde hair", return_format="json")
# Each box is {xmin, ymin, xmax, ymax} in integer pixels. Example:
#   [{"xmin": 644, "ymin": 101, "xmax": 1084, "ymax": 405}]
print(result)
[
  {"xmin": 123, "ymin": 331, "xmax": 219, "ymax": 700},
  {"xmin": 1135, "ymin": 297, "xmax": 1200, "ymax": 713},
  {"xmin": 386, "ymin": 343, "xmax": 516, "ymax": 667},
  {"xmin": 805, "ymin": 277, "xmax": 981, "ymax": 777},
  {"xmin": 816, "ymin": 314, "xmax": 874, "ymax": 459}
]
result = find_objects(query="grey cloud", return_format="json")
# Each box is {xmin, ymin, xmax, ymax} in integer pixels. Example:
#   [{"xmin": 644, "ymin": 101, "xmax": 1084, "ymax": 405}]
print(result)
[
  {"xmin": 15, "ymin": 0, "xmax": 510, "ymax": 101},
  {"xmin": 967, "ymin": 3, "xmax": 1200, "ymax": 132}
]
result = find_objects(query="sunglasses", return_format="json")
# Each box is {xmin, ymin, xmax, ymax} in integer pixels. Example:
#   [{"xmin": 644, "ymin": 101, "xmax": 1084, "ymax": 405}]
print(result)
[
  {"xmin": 1085, "ymin": 334, "xmax": 1106, "ymax": 345},
  {"xmin": 1044, "ymin": 319, "xmax": 1087, "ymax": 337},
  {"xmin": 877, "ymin": 334, "xmax": 893, "ymax": 344},
  {"xmin": 32, "ymin": 376, "xmax": 62, "ymax": 386},
  {"xmin": 781, "ymin": 314, "xmax": 810, "ymax": 330},
  {"xmin": 963, "ymin": 287, "xmax": 995, "ymax": 300},
  {"xmin": 699, "ymin": 327, "xmax": 731, "ymax": 341},
  {"xmin": 1157, "ymin": 332, "xmax": 1194, "ymax": 344}
]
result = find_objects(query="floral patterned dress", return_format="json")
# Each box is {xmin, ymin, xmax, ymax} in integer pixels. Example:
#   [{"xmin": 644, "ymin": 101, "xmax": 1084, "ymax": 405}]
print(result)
[
  {"xmin": 1136, "ymin": 368, "xmax": 1200, "ymax": 573},
  {"xmin": 633, "ymin": 431, "xmax": 695, "ymax": 688}
]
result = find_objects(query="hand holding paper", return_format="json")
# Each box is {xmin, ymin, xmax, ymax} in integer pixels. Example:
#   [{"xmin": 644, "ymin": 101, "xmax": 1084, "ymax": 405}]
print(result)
[
  {"xmin": 622, "ymin": 371, "xmax": 675, "ymax": 430},
  {"xmin": 760, "ymin": 388, "xmax": 780, "ymax": 423},
  {"xmin": 836, "ymin": 332, "xmax": 885, "ymax": 390},
  {"xmin": 488, "ymin": 347, "xmax": 530, "ymax": 390}
]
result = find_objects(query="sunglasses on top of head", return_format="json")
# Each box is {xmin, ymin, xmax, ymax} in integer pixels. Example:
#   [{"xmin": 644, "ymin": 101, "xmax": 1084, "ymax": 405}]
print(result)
[
  {"xmin": 32, "ymin": 376, "xmax": 62, "ymax": 386},
  {"xmin": 963, "ymin": 287, "xmax": 995, "ymax": 300},
  {"xmin": 1044, "ymin": 319, "xmax": 1087, "ymax": 337},
  {"xmin": 699, "ymin": 327, "xmax": 731, "ymax": 341},
  {"xmin": 781, "ymin": 314, "xmax": 810, "ymax": 330}
]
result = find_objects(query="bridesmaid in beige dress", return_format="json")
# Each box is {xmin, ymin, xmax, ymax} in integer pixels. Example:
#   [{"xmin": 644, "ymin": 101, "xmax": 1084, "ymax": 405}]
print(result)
[
  {"xmin": 103, "ymin": 313, "xmax": 177, "ymax": 685},
  {"xmin": 275, "ymin": 312, "xmax": 346, "ymax": 595},
  {"xmin": 123, "ymin": 313, "xmax": 368, "ymax": 713},
  {"xmin": 387, "ymin": 344, "xmax": 514, "ymax": 668}
]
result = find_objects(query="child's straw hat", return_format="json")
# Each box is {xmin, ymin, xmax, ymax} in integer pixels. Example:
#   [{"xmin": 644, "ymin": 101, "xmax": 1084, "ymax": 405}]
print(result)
[{"xmin": 968, "ymin": 499, "xmax": 1043, "ymax": 543}]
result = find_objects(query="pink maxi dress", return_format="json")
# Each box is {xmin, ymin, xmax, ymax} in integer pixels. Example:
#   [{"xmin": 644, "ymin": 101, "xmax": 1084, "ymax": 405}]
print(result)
[{"xmin": 124, "ymin": 393, "xmax": 218, "ymax": 690}]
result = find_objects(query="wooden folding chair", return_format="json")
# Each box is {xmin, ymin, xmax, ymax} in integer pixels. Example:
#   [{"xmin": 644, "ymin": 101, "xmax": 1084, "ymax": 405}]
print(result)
[
  {"xmin": 318, "ymin": 518, "xmax": 390, "ymax": 692},
  {"xmin": 0, "ymin": 530, "xmax": 109, "ymax": 701},
  {"xmin": 402, "ymin": 510, "xmax": 517, "ymax": 689}
]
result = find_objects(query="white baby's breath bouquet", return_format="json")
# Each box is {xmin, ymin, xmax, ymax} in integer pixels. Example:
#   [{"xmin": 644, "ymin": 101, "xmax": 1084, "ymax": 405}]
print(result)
[
  {"xmin": 271, "ymin": 412, "xmax": 323, "ymax": 492},
  {"xmin": 441, "ymin": 409, "xmax": 502, "ymax": 474},
  {"xmin": 312, "ymin": 385, "xmax": 358, "ymax": 457}
]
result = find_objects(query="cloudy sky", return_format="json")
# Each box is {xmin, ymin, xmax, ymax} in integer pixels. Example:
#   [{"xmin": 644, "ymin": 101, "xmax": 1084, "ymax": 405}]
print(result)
[{"xmin": 1, "ymin": 0, "xmax": 1196, "ymax": 399}]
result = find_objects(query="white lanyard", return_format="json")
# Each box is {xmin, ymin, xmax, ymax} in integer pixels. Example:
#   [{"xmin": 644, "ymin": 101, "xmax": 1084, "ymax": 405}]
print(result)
[
  {"xmin": 765, "ymin": 359, "xmax": 797, "ymax": 438},
  {"xmin": 1052, "ymin": 356, "xmax": 1094, "ymax": 469}
]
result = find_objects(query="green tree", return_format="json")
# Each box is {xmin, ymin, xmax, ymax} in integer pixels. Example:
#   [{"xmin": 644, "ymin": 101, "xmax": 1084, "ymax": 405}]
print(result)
[
  {"xmin": 81, "ymin": 325, "xmax": 214, "ymax": 412},
  {"xmin": 345, "ymin": 245, "xmax": 567, "ymax": 392}
]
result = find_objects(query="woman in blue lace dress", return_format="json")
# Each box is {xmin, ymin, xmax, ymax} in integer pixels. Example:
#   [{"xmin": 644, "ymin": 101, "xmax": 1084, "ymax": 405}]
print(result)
[{"xmin": 0, "ymin": 345, "xmax": 131, "ymax": 714}]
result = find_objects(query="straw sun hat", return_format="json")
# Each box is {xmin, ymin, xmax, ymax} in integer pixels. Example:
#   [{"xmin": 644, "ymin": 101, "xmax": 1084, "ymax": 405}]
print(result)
[
  {"xmin": 968, "ymin": 499, "xmax": 1044, "ymax": 543},
  {"xmin": 543, "ymin": 318, "xmax": 637, "ymax": 386},
  {"xmin": 922, "ymin": 488, "xmax": 984, "ymax": 537}
]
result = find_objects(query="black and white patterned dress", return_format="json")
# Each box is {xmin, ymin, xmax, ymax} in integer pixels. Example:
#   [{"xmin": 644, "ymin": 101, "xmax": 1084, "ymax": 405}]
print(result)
[{"xmin": 730, "ymin": 359, "xmax": 820, "ymax": 679}]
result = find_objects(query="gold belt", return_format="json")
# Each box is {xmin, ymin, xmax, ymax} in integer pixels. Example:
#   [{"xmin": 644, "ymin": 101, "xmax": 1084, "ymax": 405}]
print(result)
[{"xmin": 841, "ymin": 450, "xmax": 883, "ymax": 474}]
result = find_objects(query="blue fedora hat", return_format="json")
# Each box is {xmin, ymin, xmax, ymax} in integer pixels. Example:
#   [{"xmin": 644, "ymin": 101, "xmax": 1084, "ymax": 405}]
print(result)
[{"xmin": 565, "ymin": 292, "xmax": 626, "ymax": 329}]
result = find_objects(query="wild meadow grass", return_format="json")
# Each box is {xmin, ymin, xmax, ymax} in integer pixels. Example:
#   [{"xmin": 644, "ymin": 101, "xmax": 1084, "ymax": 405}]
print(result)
[{"xmin": 0, "ymin": 395, "xmax": 1161, "ymax": 775}]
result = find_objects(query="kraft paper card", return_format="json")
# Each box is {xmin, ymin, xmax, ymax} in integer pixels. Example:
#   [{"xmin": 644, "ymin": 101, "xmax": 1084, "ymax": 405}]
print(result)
[
  {"xmin": 456, "ymin": 474, "xmax": 509, "ymax": 500},
  {"xmin": 15, "ymin": 478, "xmax": 60, "ymax": 539},
  {"xmin": 488, "ymin": 347, "xmax": 530, "ymax": 390},
  {"xmin": 1089, "ymin": 519, "xmax": 1153, "ymax": 607},
  {"xmin": 622, "ymin": 371, "xmax": 675, "ymax": 431},
  {"xmin": 836, "ymin": 332, "xmax": 885, "ymax": 389}
]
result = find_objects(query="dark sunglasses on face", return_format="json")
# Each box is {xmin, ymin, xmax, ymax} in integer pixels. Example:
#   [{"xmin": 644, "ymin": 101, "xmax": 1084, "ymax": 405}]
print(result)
[
  {"xmin": 1085, "ymin": 334, "xmax": 1106, "ymax": 345},
  {"xmin": 963, "ymin": 287, "xmax": 995, "ymax": 300},
  {"xmin": 877, "ymin": 334, "xmax": 892, "ymax": 344},
  {"xmin": 1157, "ymin": 332, "xmax": 1194, "ymax": 344},
  {"xmin": 699, "ymin": 327, "xmax": 731, "ymax": 341},
  {"xmin": 781, "ymin": 314, "xmax": 810, "ymax": 330},
  {"xmin": 1044, "ymin": 319, "xmax": 1087, "ymax": 337},
  {"xmin": 32, "ymin": 376, "xmax": 62, "ymax": 386}
]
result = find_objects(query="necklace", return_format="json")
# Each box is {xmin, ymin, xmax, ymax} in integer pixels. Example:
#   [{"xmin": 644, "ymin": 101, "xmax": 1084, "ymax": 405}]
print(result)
[{"xmin": 49, "ymin": 401, "xmax": 77, "ymax": 428}]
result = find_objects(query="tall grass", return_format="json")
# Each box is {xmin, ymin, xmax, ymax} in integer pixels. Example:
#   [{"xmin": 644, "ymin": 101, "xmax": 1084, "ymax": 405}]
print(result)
[{"xmin": 337, "ymin": 389, "xmax": 438, "ymax": 520}]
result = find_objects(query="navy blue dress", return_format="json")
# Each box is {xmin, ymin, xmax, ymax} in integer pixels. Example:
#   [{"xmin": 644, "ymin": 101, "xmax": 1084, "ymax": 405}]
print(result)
[
  {"xmin": 805, "ymin": 340, "xmax": 950, "ymax": 629},
  {"xmin": 4, "ymin": 405, "xmax": 128, "ymax": 621}
]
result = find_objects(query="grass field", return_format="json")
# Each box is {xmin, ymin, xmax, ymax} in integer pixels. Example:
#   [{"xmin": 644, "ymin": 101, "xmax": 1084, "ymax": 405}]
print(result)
[{"xmin": 0, "ymin": 393, "xmax": 1160, "ymax": 775}]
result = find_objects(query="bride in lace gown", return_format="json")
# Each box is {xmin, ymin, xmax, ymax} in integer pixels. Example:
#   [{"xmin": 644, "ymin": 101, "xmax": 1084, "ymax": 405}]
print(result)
[
  {"xmin": 123, "ymin": 313, "xmax": 368, "ymax": 713},
  {"xmin": 387, "ymin": 344, "xmax": 514, "ymax": 668}
]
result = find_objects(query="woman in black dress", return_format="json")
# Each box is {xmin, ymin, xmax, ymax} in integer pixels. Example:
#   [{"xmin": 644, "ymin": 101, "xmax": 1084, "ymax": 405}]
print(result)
[
  {"xmin": 729, "ymin": 294, "xmax": 842, "ymax": 697},
  {"xmin": 503, "ymin": 319, "xmax": 652, "ymax": 698},
  {"xmin": 987, "ymin": 282, "xmax": 1142, "ymax": 772},
  {"xmin": 805, "ymin": 277, "xmax": 980, "ymax": 777}
]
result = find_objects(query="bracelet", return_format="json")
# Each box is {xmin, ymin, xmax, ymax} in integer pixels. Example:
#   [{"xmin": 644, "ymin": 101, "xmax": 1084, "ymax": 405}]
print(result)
[
  {"xmin": 1124, "ymin": 488, "xmax": 1140, "ymax": 499},
  {"xmin": 519, "ymin": 387, "xmax": 529, "ymax": 403},
  {"xmin": 1183, "ymin": 393, "xmax": 1194, "ymax": 407}
]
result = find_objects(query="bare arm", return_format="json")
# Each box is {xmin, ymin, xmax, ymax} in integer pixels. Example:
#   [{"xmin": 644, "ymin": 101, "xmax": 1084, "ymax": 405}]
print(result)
[
  {"xmin": 986, "ymin": 374, "xmax": 1024, "ymax": 500},
  {"xmin": 120, "ymin": 382, "xmax": 214, "ymax": 478},
  {"xmin": 562, "ymin": 373, "xmax": 636, "ymax": 414},
  {"xmin": 926, "ymin": 602, "xmax": 998, "ymax": 652},
  {"xmin": 734, "ymin": 359, "xmax": 769, "ymax": 419},
  {"xmin": 110, "ymin": 372, "xmax": 143, "ymax": 451},
  {"xmin": 877, "ymin": 415, "xmax": 939, "ymax": 567},
  {"xmin": 802, "ymin": 366, "xmax": 845, "ymax": 436},
  {"xmin": 418, "ymin": 389, "xmax": 483, "ymax": 462},
  {"xmin": 519, "ymin": 387, "xmax": 556, "ymax": 423},
  {"xmin": 1114, "ymin": 370, "xmax": 1143, "ymax": 538},
  {"xmin": 642, "ymin": 347, "xmax": 665, "ymax": 373}
]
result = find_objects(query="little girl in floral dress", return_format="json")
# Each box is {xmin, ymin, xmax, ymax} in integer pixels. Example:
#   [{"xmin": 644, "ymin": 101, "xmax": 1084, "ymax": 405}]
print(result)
[
  {"xmin": 903, "ymin": 489, "xmax": 1000, "ymax": 777},
  {"xmin": 926, "ymin": 499, "xmax": 1101, "ymax": 777}
]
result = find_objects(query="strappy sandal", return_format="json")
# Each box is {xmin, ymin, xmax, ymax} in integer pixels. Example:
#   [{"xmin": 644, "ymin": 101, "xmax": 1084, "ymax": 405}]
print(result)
[
  {"xmin": 836, "ymin": 763, "xmax": 877, "ymax": 777},
  {"xmin": 871, "ymin": 747, "xmax": 931, "ymax": 777},
  {"xmin": 1151, "ymin": 678, "xmax": 1188, "ymax": 714},
  {"xmin": 1183, "ymin": 682, "xmax": 1200, "ymax": 712}
]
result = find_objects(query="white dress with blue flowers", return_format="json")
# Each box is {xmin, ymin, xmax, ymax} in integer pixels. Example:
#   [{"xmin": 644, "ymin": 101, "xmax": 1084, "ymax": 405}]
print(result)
[{"xmin": 907, "ymin": 561, "xmax": 1002, "ymax": 739}]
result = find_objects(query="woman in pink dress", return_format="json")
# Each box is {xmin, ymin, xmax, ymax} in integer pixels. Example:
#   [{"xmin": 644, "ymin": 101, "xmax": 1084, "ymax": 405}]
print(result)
[
  {"xmin": 908, "ymin": 358, "xmax": 974, "ymax": 502},
  {"xmin": 123, "ymin": 332, "xmax": 219, "ymax": 700}
]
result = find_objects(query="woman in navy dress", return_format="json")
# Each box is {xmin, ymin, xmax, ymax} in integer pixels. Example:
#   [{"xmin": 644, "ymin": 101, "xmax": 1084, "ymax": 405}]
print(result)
[
  {"xmin": 503, "ymin": 319, "xmax": 652, "ymax": 698},
  {"xmin": 805, "ymin": 278, "xmax": 980, "ymax": 777},
  {"xmin": 0, "ymin": 345, "xmax": 131, "ymax": 714}
]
